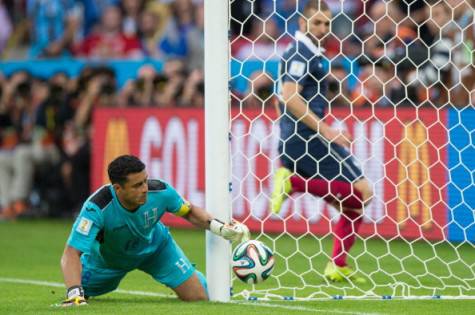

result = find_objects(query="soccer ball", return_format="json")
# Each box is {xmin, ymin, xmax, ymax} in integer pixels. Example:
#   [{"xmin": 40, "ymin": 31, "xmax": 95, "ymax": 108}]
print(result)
[{"xmin": 232, "ymin": 240, "xmax": 275, "ymax": 284}]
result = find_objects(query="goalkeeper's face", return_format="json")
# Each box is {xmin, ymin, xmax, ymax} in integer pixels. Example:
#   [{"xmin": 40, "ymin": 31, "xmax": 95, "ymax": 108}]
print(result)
[
  {"xmin": 116, "ymin": 171, "xmax": 149, "ymax": 208},
  {"xmin": 300, "ymin": 9, "xmax": 331, "ymax": 45}
]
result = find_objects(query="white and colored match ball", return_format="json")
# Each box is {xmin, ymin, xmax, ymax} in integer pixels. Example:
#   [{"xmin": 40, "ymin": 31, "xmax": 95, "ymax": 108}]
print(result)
[{"xmin": 232, "ymin": 240, "xmax": 275, "ymax": 284}]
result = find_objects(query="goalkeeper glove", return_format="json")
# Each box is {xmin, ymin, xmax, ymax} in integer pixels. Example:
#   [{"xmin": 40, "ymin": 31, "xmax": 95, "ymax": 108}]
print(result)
[
  {"xmin": 59, "ymin": 285, "xmax": 87, "ymax": 307},
  {"xmin": 209, "ymin": 219, "xmax": 250, "ymax": 243}
]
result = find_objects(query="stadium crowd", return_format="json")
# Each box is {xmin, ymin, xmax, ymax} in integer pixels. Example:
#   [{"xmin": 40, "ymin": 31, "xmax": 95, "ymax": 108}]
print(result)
[
  {"xmin": 232, "ymin": 0, "xmax": 475, "ymax": 108},
  {"xmin": 0, "ymin": 0, "xmax": 473, "ymax": 219}
]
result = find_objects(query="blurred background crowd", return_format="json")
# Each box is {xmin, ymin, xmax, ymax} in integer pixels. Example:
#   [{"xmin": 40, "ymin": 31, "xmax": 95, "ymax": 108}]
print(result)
[{"xmin": 0, "ymin": 0, "xmax": 473, "ymax": 219}]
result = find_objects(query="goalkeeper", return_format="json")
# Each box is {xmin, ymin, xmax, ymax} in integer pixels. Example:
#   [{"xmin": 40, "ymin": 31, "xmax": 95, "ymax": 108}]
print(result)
[
  {"xmin": 271, "ymin": 0, "xmax": 373, "ymax": 283},
  {"xmin": 58, "ymin": 155, "xmax": 249, "ymax": 306}
]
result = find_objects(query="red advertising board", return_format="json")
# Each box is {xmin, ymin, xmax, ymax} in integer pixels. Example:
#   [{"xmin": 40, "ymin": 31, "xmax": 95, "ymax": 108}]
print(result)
[{"xmin": 92, "ymin": 107, "xmax": 448, "ymax": 240}]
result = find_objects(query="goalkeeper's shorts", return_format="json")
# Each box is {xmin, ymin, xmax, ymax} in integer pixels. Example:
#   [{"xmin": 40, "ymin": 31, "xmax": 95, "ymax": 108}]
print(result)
[{"xmin": 80, "ymin": 237, "xmax": 196, "ymax": 297}]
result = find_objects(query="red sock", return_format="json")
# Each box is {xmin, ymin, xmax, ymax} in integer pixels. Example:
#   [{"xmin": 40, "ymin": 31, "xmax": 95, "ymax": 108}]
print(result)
[
  {"xmin": 332, "ymin": 211, "xmax": 362, "ymax": 267},
  {"xmin": 290, "ymin": 176, "xmax": 364, "ymax": 209},
  {"xmin": 289, "ymin": 176, "xmax": 364, "ymax": 266},
  {"xmin": 290, "ymin": 175, "xmax": 319, "ymax": 193}
]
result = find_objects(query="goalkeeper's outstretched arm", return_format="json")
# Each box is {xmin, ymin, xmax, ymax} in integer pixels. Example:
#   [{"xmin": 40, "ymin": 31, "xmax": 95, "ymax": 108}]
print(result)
[{"xmin": 181, "ymin": 203, "xmax": 250, "ymax": 243}]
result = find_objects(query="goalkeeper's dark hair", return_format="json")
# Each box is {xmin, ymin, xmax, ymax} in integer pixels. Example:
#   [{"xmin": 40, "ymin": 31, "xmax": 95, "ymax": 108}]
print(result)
[
  {"xmin": 108, "ymin": 155, "xmax": 146, "ymax": 186},
  {"xmin": 303, "ymin": 0, "xmax": 330, "ymax": 16}
]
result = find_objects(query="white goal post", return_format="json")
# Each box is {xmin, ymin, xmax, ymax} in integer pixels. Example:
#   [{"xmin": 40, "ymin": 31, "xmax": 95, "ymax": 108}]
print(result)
[{"xmin": 204, "ymin": 0, "xmax": 231, "ymax": 302}]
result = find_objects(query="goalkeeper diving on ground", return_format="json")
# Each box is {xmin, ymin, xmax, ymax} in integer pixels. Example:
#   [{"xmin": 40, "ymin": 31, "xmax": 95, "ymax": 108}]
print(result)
[{"xmin": 58, "ymin": 155, "xmax": 250, "ymax": 306}]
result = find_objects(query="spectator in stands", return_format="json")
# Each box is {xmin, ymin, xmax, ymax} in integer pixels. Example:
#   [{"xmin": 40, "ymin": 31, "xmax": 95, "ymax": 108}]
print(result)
[
  {"xmin": 178, "ymin": 69, "xmax": 204, "ymax": 107},
  {"xmin": 74, "ymin": 67, "xmax": 117, "ymax": 126},
  {"xmin": 446, "ymin": 0, "xmax": 475, "ymax": 107},
  {"xmin": 362, "ymin": 0, "xmax": 397, "ymax": 61},
  {"xmin": 409, "ymin": 1, "xmax": 453, "ymax": 105},
  {"xmin": 74, "ymin": 5, "xmax": 142, "ymax": 59},
  {"xmin": 120, "ymin": 0, "xmax": 145, "ymax": 38},
  {"xmin": 159, "ymin": 0, "xmax": 195, "ymax": 60},
  {"xmin": 351, "ymin": 58, "xmax": 392, "ymax": 107},
  {"xmin": 120, "ymin": 60, "xmax": 204, "ymax": 108},
  {"xmin": 53, "ymin": 68, "xmax": 95, "ymax": 213},
  {"xmin": 28, "ymin": 76, "xmax": 68, "ymax": 215},
  {"xmin": 242, "ymin": 71, "xmax": 274, "ymax": 109},
  {"xmin": 120, "ymin": 64, "xmax": 160, "ymax": 107},
  {"xmin": 58, "ymin": 67, "xmax": 116, "ymax": 214},
  {"xmin": 1, "ymin": 73, "xmax": 66, "ymax": 218},
  {"xmin": 380, "ymin": 0, "xmax": 439, "ymax": 105},
  {"xmin": 60, "ymin": 119, "xmax": 90, "ymax": 215},
  {"xmin": 27, "ymin": 0, "xmax": 82, "ymax": 58},
  {"xmin": 259, "ymin": 0, "xmax": 304, "ymax": 37},
  {"xmin": 138, "ymin": 9, "xmax": 164, "ymax": 58},
  {"xmin": 144, "ymin": 1, "xmax": 172, "ymax": 39},
  {"xmin": 232, "ymin": 17, "xmax": 291, "ymax": 61},
  {"xmin": 0, "ymin": 71, "xmax": 36, "ymax": 219},
  {"xmin": 121, "ymin": 60, "xmax": 206, "ymax": 108},
  {"xmin": 327, "ymin": 58, "xmax": 352, "ymax": 107},
  {"xmin": 79, "ymin": 0, "xmax": 119, "ymax": 35},
  {"xmin": 185, "ymin": 2, "xmax": 204, "ymax": 71},
  {"xmin": 0, "ymin": 0, "xmax": 12, "ymax": 56}
]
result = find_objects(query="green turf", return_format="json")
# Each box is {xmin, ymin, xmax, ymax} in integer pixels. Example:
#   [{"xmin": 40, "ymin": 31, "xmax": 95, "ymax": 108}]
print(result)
[{"xmin": 1, "ymin": 219, "xmax": 475, "ymax": 314}]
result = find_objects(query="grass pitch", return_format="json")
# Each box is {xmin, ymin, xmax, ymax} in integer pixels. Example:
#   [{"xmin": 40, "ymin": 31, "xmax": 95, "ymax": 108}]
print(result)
[{"xmin": 1, "ymin": 219, "xmax": 475, "ymax": 314}]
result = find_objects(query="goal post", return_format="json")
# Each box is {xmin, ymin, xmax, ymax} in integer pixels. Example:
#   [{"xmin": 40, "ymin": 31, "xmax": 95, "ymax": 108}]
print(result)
[{"xmin": 204, "ymin": 0, "xmax": 231, "ymax": 302}]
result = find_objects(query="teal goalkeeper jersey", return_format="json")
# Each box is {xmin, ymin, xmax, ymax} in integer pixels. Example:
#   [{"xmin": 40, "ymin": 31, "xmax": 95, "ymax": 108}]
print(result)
[{"xmin": 67, "ymin": 180, "xmax": 191, "ymax": 270}]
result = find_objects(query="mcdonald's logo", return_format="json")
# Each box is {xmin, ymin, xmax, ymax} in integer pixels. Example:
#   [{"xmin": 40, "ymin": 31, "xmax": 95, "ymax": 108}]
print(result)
[
  {"xmin": 103, "ymin": 118, "xmax": 130, "ymax": 184},
  {"xmin": 396, "ymin": 122, "xmax": 432, "ymax": 230}
]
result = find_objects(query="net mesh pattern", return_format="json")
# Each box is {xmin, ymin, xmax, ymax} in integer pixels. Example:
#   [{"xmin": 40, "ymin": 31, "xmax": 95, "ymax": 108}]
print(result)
[{"xmin": 228, "ymin": 0, "xmax": 475, "ymax": 300}]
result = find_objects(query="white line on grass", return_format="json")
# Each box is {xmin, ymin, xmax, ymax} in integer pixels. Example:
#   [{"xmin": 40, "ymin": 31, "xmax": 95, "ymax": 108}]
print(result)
[
  {"xmin": 0, "ymin": 277, "xmax": 171, "ymax": 298},
  {"xmin": 0, "ymin": 277, "xmax": 380, "ymax": 314}
]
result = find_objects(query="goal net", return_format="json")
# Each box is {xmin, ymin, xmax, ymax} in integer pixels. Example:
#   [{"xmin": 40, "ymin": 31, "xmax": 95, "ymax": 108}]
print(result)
[{"xmin": 228, "ymin": 0, "xmax": 475, "ymax": 300}]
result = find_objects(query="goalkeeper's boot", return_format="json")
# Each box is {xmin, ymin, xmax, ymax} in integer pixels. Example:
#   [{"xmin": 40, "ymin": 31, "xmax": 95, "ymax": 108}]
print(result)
[
  {"xmin": 270, "ymin": 167, "xmax": 292, "ymax": 214},
  {"xmin": 324, "ymin": 261, "xmax": 366, "ymax": 284}
]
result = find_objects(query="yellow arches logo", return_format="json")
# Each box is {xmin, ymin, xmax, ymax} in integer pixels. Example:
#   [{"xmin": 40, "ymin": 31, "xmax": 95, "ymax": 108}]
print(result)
[
  {"xmin": 103, "ymin": 118, "xmax": 130, "ymax": 184},
  {"xmin": 397, "ymin": 122, "xmax": 432, "ymax": 230}
]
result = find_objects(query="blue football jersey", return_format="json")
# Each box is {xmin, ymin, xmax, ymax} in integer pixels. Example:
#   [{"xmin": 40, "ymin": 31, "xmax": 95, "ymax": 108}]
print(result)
[
  {"xmin": 278, "ymin": 31, "xmax": 329, "ymax": 141},
  {"xmin": 67, "ymin": 179, "xmax": 190, "ymax": 270}
]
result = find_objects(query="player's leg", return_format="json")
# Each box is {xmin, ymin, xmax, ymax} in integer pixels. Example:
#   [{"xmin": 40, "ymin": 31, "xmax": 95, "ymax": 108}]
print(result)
[
  {"xmin": 331, "ymin": 177, "xmax": 372, "ymax": 276},
  {"xmin": 270, "ymin": 138, "xmax": 306, "ymax": 214},
  {"xmin": 328, "ymin": 176, "xmax": 372, "ymax": 275},
  {"xmin": 289, "ymin": 179, "xmax": 368, "ymax": 282},
  {"xmin": 80, "ymin": 254, "xmax": 128, "ymax": 297},
  {"xmin": 139, "ymin": 235, "xmax": 208, "ymax": 301},
  {"xmin": 291, "ymin": 137, "xmax": 372, "ymax": 282},
  {"xmin": 172, "ymin": 270, "xmax": 208, "ymax": 301}
]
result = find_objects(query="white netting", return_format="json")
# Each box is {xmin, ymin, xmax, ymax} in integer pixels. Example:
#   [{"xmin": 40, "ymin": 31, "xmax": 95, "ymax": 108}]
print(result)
[{"xmin": 228, "ymin": 0, "xmax": 475, "ymax": 300}]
